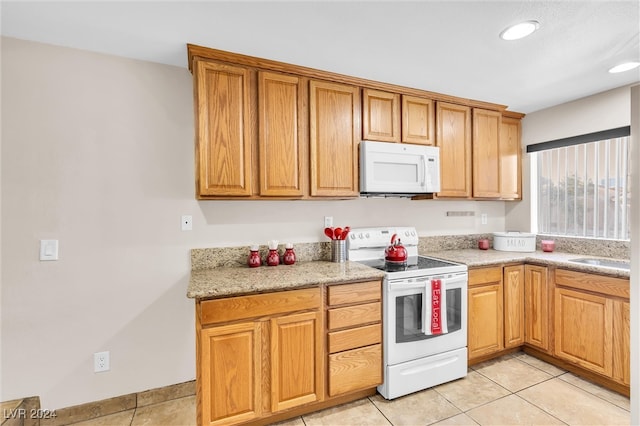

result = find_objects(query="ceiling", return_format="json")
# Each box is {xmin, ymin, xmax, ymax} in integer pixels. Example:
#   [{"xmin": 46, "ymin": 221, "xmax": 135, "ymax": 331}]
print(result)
[{"xmin": 1, "ymin": 1, "xmax": 639, "ymax": 113}]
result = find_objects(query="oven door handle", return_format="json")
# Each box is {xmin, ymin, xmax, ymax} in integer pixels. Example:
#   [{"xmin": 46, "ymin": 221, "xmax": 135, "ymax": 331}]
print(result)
[{"xmin": 420, "ymin": 279, "xmax": 430, "ymax": 334}]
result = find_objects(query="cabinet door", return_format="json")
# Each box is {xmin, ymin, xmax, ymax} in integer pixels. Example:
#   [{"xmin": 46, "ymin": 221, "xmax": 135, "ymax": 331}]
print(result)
[
  {"xmin": 362, "ymin": 89, "xmax": 400, "ymax": 142},
  {"xmin": 468, "ymin": 284, "xmax": 504, "ymax": 359},
  {"xmin": 309, "ymin": 80, "xmax": 360, "ymax": 197},
  {"xmin": 402, "ymin": 95, "xmax": 435, "ymax": 145},
  {"xmin": 554, "ymin": 287, "xmax": 613, "ymax": 376},
  {"xmin": 200, "ymin": 322, "xmax": 261, "ymax": 426},
  {"xmin": 270, "ymin": 311, "xmax": 324, "ymax": 412},
  {"xmin": 500, "ymin": 116, "xmax": 522, "ymax": 199},
  {"xmin": 468, "ymin": 267, "xmax": 504, "ymax": 360},
  {"xmin": 613, "ymin": 300, "xmax": 630, "ymax": 385},
  {"xmin": 504, "ymin": 265, "xmax": 525, "ymax": 348},
  {"xmin": 258, "ymin": 71, "xmax": 306, "ymax": 196},
  {"xmin": 436, "ymin": 102, "xmax": 472, "ymax": 198},
  {"xmin": 524, "ymin": 265, "xmax": 550, "ymax": 352},
  {"xmin": 194, "ymin": 60, "xmax": 254, "ymax": 197},
  {"xmin": 472, "ymin": 108, "xmax": 501, "ymax": 198}
]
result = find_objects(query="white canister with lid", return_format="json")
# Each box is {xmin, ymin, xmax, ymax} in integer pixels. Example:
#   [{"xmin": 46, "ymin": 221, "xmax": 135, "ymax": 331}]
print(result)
[{"xmin": 493, "ymin": 231, "xmax": 536, "ymax": 252}]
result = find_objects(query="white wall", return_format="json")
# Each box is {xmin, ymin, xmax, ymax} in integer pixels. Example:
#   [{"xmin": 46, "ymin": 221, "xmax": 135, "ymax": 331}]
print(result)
[
  {"xmin": 505, "ymin": 86, "xmax": 632, "ymax": 231},
  {"xmin": 0, "ymin": 37, "xmax": 506, "ymax": 409}
]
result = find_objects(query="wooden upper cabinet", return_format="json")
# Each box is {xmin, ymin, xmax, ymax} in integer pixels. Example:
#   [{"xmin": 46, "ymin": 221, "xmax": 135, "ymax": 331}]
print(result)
[
  {"xmin": 362, "ymin": 89, "xmax": 400, "ymax": 142},
  {"xmin": 402, "ymin": 95, "xmax": 435, "ymax": 145},
  {"xmin": 194, "ymin": 60, "xmax": 254, "ymax": 197},
  {"xmin": 309, "ymin": 80, "xmax": 360, "ymax": 197},
  {"xmin": 500, "ymin": 116, "xmax": 522, "ymax": 199},
  {"xmin": 472, "ymin": 108, "xmax": 501, "ymax": 198},
  {"xmin": 258, "ymin": 71, "xmax": 306, "ymax": 197},
  {"xmin": 436, "ymin": 102, "xmax": 472, "ymax": 198}
]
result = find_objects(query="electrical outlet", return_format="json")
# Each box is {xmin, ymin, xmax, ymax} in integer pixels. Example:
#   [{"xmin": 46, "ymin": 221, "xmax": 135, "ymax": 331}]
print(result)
[
  {"xmin": 324, "ymin": 216, "xmax": 333, "ymax": 228},
  {"xmin": 481, "ymin": 214, "xmax": 488, "ymax": 225},
  {"xmin": 94, "ymin": 351, "xmax": 110, "ymax": 373}
]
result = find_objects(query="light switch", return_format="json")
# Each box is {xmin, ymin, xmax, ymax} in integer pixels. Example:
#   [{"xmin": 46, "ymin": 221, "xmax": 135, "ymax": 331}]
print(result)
[{"xmin": 40, "ymin": 240, "xmax": 59, "ymax": 261}]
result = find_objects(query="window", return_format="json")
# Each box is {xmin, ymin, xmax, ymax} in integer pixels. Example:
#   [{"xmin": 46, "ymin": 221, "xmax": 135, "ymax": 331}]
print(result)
[{"xmin": 528, "ymin": 127, "xmax": 631, "ymax": 240}]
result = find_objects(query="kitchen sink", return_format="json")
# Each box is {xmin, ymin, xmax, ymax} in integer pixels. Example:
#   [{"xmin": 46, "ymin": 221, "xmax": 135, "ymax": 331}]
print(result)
[{"xmin": 568, "ymin": 258, "xmax": 630, "ymax": 270}]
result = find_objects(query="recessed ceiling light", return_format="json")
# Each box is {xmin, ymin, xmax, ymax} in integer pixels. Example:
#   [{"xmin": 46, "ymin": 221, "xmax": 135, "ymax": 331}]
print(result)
[
  {"xmin": 608, "ymin": 62, "xmax": 640, "ymax": 73},
  {"xmin": 500, "ymin": 20, "xmax": 540, "ymax": 41}
]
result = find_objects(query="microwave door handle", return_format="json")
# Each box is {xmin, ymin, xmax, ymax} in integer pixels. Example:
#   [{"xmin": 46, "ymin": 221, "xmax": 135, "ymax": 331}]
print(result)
[{"xmin": 420, "ymin": 155, "xmax": 427, "ymax": 187}]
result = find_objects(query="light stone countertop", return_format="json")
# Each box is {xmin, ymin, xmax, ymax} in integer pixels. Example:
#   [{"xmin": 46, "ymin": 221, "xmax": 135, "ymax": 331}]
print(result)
[
  {"xmin": 187, "ymin": 260, "xmax": 386, "ymax": 299},
  {"xmin": 423, "ymin": 249, "xmax": 630, "ymax": 279}
]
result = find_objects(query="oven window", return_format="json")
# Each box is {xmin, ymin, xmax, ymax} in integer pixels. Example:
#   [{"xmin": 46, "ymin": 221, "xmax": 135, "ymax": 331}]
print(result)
[{"xmin": 395, "ymin": 288, "xmax": 462, "ymax": 343}]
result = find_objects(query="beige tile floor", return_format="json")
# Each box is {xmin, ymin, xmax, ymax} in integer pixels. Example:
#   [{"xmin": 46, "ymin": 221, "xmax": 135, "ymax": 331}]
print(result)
[{"xmin": 72, "ymin": 352, "xmax": 631, "ymax": 426}]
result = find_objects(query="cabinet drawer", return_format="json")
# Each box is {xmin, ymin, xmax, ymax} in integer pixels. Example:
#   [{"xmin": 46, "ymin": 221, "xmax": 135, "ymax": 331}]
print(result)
[
  {"xmin": 469, "ymin": 267, "xmax": 502, "ymax": 286},
  {"xmin": 328, "ymin": 324, "xmax": 381, "ymax": 353},
  {"xmin": 555, "ymin": 269, "xmax": 629, "ymax": 299},
  {"xmin": 200, "ymin": 287, "xmax": 321, "ymax": 325},
  {"xmin": 328, "ymin": 344, "xmax": 382, "ymax": 396},
  {"xmin": 327, "ymin": 281, "xmax": 381, "ymax": 306},
  {"xmin": 327, "ymin": 302, "xmax": 381, "ymax": 331}
]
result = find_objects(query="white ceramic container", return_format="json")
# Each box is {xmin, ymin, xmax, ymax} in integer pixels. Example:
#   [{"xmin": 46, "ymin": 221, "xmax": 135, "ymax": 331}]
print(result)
[{"xmin": 493, "ymin": 231, "xmax": 536, "ymax": 252}]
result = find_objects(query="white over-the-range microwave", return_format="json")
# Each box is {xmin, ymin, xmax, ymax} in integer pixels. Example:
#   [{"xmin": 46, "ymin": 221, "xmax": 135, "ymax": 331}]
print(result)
[{"xmin": 359, "ymin": 140, "xmax": 441, "ymax": 196}]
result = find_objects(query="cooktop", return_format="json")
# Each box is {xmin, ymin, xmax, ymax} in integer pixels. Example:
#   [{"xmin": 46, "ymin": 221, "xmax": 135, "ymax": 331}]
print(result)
[{"xmin": 356, "ymin": 255, "xmax": 464, "ymax": 274}]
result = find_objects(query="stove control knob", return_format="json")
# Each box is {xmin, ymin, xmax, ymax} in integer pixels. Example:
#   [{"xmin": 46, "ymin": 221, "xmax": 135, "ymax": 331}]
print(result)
[
  {"xmin": 358, "ymin": 233, "xmax": 364, "ymax": 239},
  {"xmin": 365, "ymin": 232, "xmax": 370, "ymax": 238},
  {"xmin": 350, "ymin": 234, "xmax": 356, "ymax": 240},
  {"xmin": 405, "ymin": 231, "xmax": 410, "ymax": 237}
]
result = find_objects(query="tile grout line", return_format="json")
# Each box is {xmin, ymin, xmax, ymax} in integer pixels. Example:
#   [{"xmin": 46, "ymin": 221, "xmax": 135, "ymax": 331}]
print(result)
[{"xmin": 510, "ymin": 392, "xmax": 569, "ymax": 426}]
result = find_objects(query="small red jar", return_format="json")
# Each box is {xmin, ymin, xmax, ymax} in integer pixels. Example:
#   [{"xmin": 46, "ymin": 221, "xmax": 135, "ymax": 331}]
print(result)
[
  {"xmin": 541, "ymin": 240, "xmax": 555, "ymax": 252},
  {"xmin": 478, "ymin": 239, "xmax": 490, "ymax": 250}
]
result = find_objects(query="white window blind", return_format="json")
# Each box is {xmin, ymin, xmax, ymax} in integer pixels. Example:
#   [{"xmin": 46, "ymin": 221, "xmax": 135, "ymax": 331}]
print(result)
[{"xmin": 529, "ymin": 128, "xmax": 631, "ymax": 240}]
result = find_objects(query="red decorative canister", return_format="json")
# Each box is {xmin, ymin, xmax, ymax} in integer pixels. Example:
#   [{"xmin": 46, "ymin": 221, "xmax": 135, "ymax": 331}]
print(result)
[
  {"xmin": 283, "ymin": 243, "xmax": 296, "ymax": 265},
  {"xmin": 247, "ymin": 245, "xmax": 262, "ymax": 268}
]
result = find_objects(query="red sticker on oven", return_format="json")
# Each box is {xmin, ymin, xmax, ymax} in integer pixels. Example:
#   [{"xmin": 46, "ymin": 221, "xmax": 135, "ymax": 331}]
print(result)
[{"xmin": 431, "ymin": 279, "xmax": 442, "ymax": 334}]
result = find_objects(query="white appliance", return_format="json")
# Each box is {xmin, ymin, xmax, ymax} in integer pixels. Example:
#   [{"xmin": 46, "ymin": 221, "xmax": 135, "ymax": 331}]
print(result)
[
  {"xmin": 347, "ymin": 226, "xmax": 468, "ymax": 400},
  {"xmin": 360, "ymin": 141, "xmax": 440, "ymax": 196}
]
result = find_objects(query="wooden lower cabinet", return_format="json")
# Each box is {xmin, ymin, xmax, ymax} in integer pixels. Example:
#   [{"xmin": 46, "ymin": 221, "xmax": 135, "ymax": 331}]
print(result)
[
  {"xmin": 613, "ymin": 300, "xmax": 630, "ymax": 385},
  {"xmin": 468, "ymin": 267, "xmax": 504, "ymax": 360},
  {"xmin": 553, "ymin": 268, "xmax": 630, "ymax": 387},
  {"xmin": 197, "ymin": 288, "xmax": 323, "ymax": 426},
  {"xmin": 200, "ymin": 322, "xmax": 262, "ymax": 426},
  {"xmin": 196, "ymin": 281, "xmax": 383, "ymax": 426},
  {"xmin": 326, "ymin": 281, "xmax": 383, "ymax": 396},
  {"xmin": 524, "ymin": 265, "xmax": 549, "ymax": 352},
  {"xmin": 270, "ymin": 311, "xmax": 324, "ymax": 412},
  {"xmin": 503, "ymin": 265, "xmax": 524, "ymax": 348},
  {"xmin": 554, "ymin": 287, "xmax": 613, "ymax": 376}
]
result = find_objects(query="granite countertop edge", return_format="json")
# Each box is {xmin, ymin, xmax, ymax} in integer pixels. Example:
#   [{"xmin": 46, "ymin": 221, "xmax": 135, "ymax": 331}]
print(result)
[
  {"xmin": 423, "ymin": 249, "xmax": 630, "ymax": 279},
  {"xmin": 188, "ymin": 250, "xmax": 630, "ymax": 300},
  {"xmin": 187, "ymin": 260, "xmax": 386, "ymax": 299}
]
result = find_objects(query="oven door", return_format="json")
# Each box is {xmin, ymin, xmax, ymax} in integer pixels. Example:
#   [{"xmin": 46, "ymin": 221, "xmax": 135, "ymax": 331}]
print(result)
[{"xmin": 385, "ymin": 272, "xmax": 467, "ymax": 366}]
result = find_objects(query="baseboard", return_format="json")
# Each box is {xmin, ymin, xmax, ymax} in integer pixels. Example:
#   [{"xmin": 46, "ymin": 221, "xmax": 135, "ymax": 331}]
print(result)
[{"xmin": 9, "ymin": 380, "xmax": 196, "ymax": 426}]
